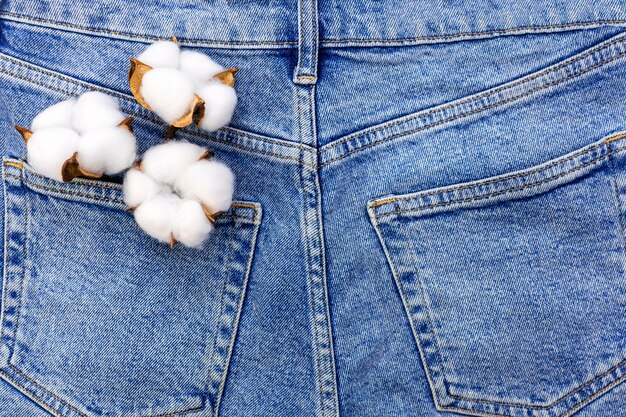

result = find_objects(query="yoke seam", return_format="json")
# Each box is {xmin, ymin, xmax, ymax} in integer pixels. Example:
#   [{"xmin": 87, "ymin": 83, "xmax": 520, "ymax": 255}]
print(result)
[
  {"xmin": 321, "ymin": 47, "xmax": 626, "ymax": 167},
  {"xmin": 323, "ymin": 33, "xmax": 626, "ymax": 154}
]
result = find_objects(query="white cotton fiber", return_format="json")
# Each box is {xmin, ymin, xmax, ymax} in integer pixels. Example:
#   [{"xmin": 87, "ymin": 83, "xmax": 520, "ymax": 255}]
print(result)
[
  {"xmin": 179, "ymin": 50, "xmax": 224, "ymax": 86},
  {"xmin": 140, "ymin": 68, "xmax": 195, "ymax": 124},
  {"xmin": 141, "ymin": 141, "xmax": 206, "ymax": 185},
  {"xmin": 175, "ymin": 159, "xmax": 234, "ymax": 213},
  {"xmin": 196, "ymin": 82, "xmax": 237, "ymax": 131},
  {"xmin": 78, "ymin": 127, "xmax": 137, "ymax": 175},
  {"xmin": 72, "ymin": 91, "xmax": 126, "ymax": 134},
  {"xmin": 172, "ymin": 199, "xmax": 214, "ymax": 247},
  {"xmin": 122, "ymin": 168, "xmax": 162, "ymax": 208},
  {"xmin": 27, "ymin": 128, "xmax": 81, "ymax": 182},
  {"xmin": 136, "ymin": 40, "xmax": 180, "ymax": 69},
  {"xmin": 31, "ymin": 99, "xmax": 76, "ymax": 131},
  {"xmin": 133, "ymin": 193, "xmax": 182, "ymax": 243}
]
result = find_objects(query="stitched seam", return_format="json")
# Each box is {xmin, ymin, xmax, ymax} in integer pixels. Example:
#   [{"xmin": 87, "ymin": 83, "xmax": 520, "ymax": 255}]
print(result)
[
  {"xmin": 321, "ymin": 20, "xmax": 626, "ymax": 44},
  {"xmin": 0, "ymin": 12, "xmax": 298, "ymax": 46},
  {"xmin": 7, "ymin": 191, "xmax": 28, "ymax": 366},
  {"xmin": 3, "ymin": 12, "xmax": 623, "ymax": 46},
  {"xmin": 322, "ymin": 34, "xmax": 626, "ymax": 154},
  {"xmin": 378, "ymin": 149, "xmax": 623, "ymax": 218},
  {"xmin": 606, "ymin": 142, "xmax": 626, "ymax": 251},
  {"xmin": 322, "ymin": 49, "xmax": 626, "ymax": 167},
  {"xmin": 0, "ymin": 369, "xmax": 62, "ymax": 417},
  {"xmin": 438, "ymin": 405, "xmax": 508, "ymax": 417},
  {"xmin": 0, "ymin": 56, "xmax": 313, "ymax": 159},
  {"xmin": 3, "ymin": 174, "xmax": 254, "ymax": 221},
  {"xmin": 0, "ymin": 67, "xmax": 308, "ymax": 164},
  {"xmin": 206, "ymin": 236, "xmax": 233, "ymax": 414},
  {"xmin": 8, "ymin": 365, "xmax": 88, "ymax": 417},
  {"xmin": 560, "ymin": 374, "xmax": 626, "ymax": 417},
  {"xmin": 372, "ymin": 139, "xmax": 613, "ymax": 209}
]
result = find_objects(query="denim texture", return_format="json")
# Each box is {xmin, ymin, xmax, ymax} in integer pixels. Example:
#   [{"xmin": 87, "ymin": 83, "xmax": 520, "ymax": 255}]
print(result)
[{"xmin": 1, "ymin": 1, "xmax": 626, "ymax": 417}]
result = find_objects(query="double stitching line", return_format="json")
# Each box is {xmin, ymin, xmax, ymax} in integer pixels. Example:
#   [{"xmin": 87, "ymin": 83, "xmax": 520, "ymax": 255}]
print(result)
[
  {"xmin": 377, "ymin": 148, "xmax": 625, "ymax": 218},
  {"xmin": 321, "ymin": 35, "xmax": 626, "ymax": 166}
]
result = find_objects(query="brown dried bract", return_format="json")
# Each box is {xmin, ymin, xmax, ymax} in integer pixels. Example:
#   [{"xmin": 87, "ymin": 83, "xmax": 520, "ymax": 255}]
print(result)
[
  {"xmin": 14, "ymin": 125, "xmax": 33, "ymax": 143},
  {"xmin": 128, "ymin": 58, "xmax": 154, "ymax": 110},
  {"xmin": 198, "ymin": 150, "xmax": 215, "ymax": 160},
  {"xmin": 118, "ymin": 116, "xmax": 134, "ymax": 132},
  {"xmin": 200, "ymin": 202, "xmax": 225, "ymax": 224},
  {"xmin": 171, "ymin": 94, "xmax": 205, "ymax": 128},
  {"xmin": 61, "ymin": 152, "xmax": 102, "ymax": 182},
  {"xmin": 214, "ymin": 68, "xmax": 238, "ymax": 87}
]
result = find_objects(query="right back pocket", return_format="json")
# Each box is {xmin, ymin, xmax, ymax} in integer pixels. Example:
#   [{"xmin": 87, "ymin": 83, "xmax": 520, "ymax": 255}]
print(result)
[{"xmin": 368, "ymin": 132, "xmax": 626, "ymax": 417}]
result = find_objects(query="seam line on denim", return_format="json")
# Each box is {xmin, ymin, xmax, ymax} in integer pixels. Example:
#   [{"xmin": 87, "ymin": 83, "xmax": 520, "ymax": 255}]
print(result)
[
  {"xmin": 0, "ymin": 369, "xmax": 62, "ymax": 417},
  {"xmin": 2, "ymin": 174, "xmax": 256, "ymax": 221},
  {"xmin": 377, "ymin": 148, "xmax": 624, "ymax": 218},
  {"xmin": 0, "ymin": 54, "xmax": 314, "ymax": 161},
  {"xmin": 606, "ymin": 141, "xmax": 626, "ymax": 253},
  {"xmin": 0, "ymin": 12, "xmax": 298, "ymax": 46},
  {"xmin": 206, "ymin": 235, "xmax": 234, "ymax": 414},
  {"xmin": 3, "ymin": 12, "xmax": 625, "ymax": 47},
  {"xmin": 321, "ymin": 46, "xmax": 626, "ymax": 167},
  {"xmin": 371, "ymin": 135, "xmax": 625, "ymax": 210},
  {"xmin": 323, "ymin": 33, "xmax": 626, "ymax": 153},
  {"xmin": 560, "ymin": 374, "xmax": 626, "ymax": 417},
  {"xmin": 8, "ymin": 365, "xmax": 88, "ymax": 416},
  {"xmin": 321, "ymin": 20, "xmax": 626, "ymax": 44}
]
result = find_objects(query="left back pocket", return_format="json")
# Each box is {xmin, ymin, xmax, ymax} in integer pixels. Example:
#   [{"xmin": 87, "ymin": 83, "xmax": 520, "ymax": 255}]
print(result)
[{"xmin": 0, "ymin": 158, "xmax": 261, "ymax": 417}]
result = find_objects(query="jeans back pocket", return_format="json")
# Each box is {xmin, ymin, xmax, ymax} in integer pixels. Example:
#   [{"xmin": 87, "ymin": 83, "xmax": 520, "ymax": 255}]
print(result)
[
  {"xmin": 0, "ymin": 159, "xmax": 261, "ymax": 417},
  {"xmin": 368, "ymin": 134, "xmax": 626, "ymax": 417}
]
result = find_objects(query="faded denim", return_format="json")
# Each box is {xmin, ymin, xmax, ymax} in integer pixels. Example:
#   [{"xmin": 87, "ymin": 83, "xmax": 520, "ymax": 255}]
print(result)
[{"xmin": 1, "ymin": 1, "xmax": 626, "ymax": 417}]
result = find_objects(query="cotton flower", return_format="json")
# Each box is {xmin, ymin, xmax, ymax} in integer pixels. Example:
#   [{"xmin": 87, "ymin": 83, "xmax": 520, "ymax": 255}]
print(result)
[
  {"xmin": 123, "ymin": 141, "xmax": 234, "ymax": 248},
  {"xmin": 14, "ymin": 91, "xmax": 137, "ymax": 182},
  {"xmin": 129, "ymin": 39, "xmax": 238, "ymax": 135}
]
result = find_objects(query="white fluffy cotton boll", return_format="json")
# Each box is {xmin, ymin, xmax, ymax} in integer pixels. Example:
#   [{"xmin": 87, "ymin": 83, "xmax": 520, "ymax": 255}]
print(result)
[
  {"xmin": 72, "ymin": 91, "xmax": 126, "ymax": 134},
  {"xmin": 141, "ymin": 141, "xmax": 206, "ymax": 185},
  {"xmin": 31, "ymin": 99, "xmax": 76, "ymax": 131},
  {"xmin": 175, "ymin": 159, "xmax": 234, "ymax": 213},
  {"xmin": 179, "ymin": 50, "xmax": 224, "ymax": 86},
  {"xmin": 77, "ymin": 127, "xmax": 136, "ymax": 175},
  {"xmin": 27, "ymin": 128, "xmax": 80, "ymax": 181},
  {"xmin": 133, "ymin": 193, "xmax": 181, "ymax": 244},
  {"xmin": 122, "ymin": 168, "xmax": 162, "ymax": 208},
  {"xmin": 196, "ymin": 82, "xmax": 238, "ymax": 132},
  {"xmin": 172, "ymin": 199, "xmax": 214, "ymax": 247},
  {"xmin": 136, "ymin": 40, "xmax": 180, "ymax": 69},
  {"xmin": 140, "ymin": 68, "xmax": 195, "ymax": 124}
]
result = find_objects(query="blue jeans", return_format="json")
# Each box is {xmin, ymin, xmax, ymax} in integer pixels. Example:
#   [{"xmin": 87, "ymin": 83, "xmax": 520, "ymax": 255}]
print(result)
[{"xmin": 1, "ymin": 1, "xmax": 626, "ymax": 416}]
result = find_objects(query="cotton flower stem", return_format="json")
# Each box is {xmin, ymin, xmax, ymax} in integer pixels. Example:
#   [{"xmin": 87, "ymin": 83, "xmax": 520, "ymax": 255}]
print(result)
[
  {"xmin": 170, "ymin": 233, "xmax": 176, "ymax": 248},
  {"xmin": 61, "ymin": 152, "xmax": 102, "ymax": 182},
  {"xmin": 165, "ymin": 125, "xmax": 178, "ymax": 141},
  {"xmin": 118, "ymin": 116, "xmax": 134, "ymax": 132},
  {"xmin": 199, "ymin": 150, "xmax": 215, "ymax": 160},
  {"xmin": 14, "ymin": 125, "xmax": 33, "ymax": 143}
]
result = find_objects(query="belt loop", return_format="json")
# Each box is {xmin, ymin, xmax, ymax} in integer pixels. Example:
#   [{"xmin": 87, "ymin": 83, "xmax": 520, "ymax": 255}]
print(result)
[{"xmin": 293, "ymin": 0, "xmax": 319, "ymax": 85}]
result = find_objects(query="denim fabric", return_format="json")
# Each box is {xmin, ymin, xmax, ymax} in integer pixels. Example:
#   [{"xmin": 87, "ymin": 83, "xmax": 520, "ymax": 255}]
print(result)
[{"xmin": 1, "ymin": 1, "xmax": 626, "ymax": 417}]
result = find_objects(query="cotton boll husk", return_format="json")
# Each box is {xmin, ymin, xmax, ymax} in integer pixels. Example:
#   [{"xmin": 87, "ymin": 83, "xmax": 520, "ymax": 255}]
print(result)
[
  {"xmin": 31, "ymin": 99, "xmax": 76, "ymax": 131},
  {"xmin": 122, "ymin": 168, "xmax": 162, "ymax": 208},
  {"xmin": 172, "ymin": 199, "xmax": 214, "ymax": 247},
  {"xmin": 140, "ymin": 68, "xmax": 195, "ymax": 124},
  {"xmin": 175, "ymin": 159, "xmax": 234, "ymax": 213},
  {"xmin": 27, "ymin": 128, "xmax": 80, "ymax": 181},
  {"xmin": 133, "ymin": 193, "xmax": 181, "ymax": 243},
  {"xmin": 72, "ymin": 91, "xmax": 126, "ymax": 133},
  {"xmin": 78, "ymin": 127, "xmax": 136, "ymax": 175},
  {"xmin": 141, "ymin": 141, "xmax": 206, "ymax": 185},
  {"xmin": 136, "ymin": 40, "xmax": 180, "ymax": 69},
  {"xmin": 196, "ymin": 82, "xmax": 237, "ymax": 132},
  {"xmin": 179, "ymin": 50, "xmax": 223, "ymax": 86}
]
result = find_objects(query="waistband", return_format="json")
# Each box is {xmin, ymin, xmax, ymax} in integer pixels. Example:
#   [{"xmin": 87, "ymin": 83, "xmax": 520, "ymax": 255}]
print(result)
[{"xmin": 2, "ymin": 0, "xmax": 626, "ymax": 49}]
